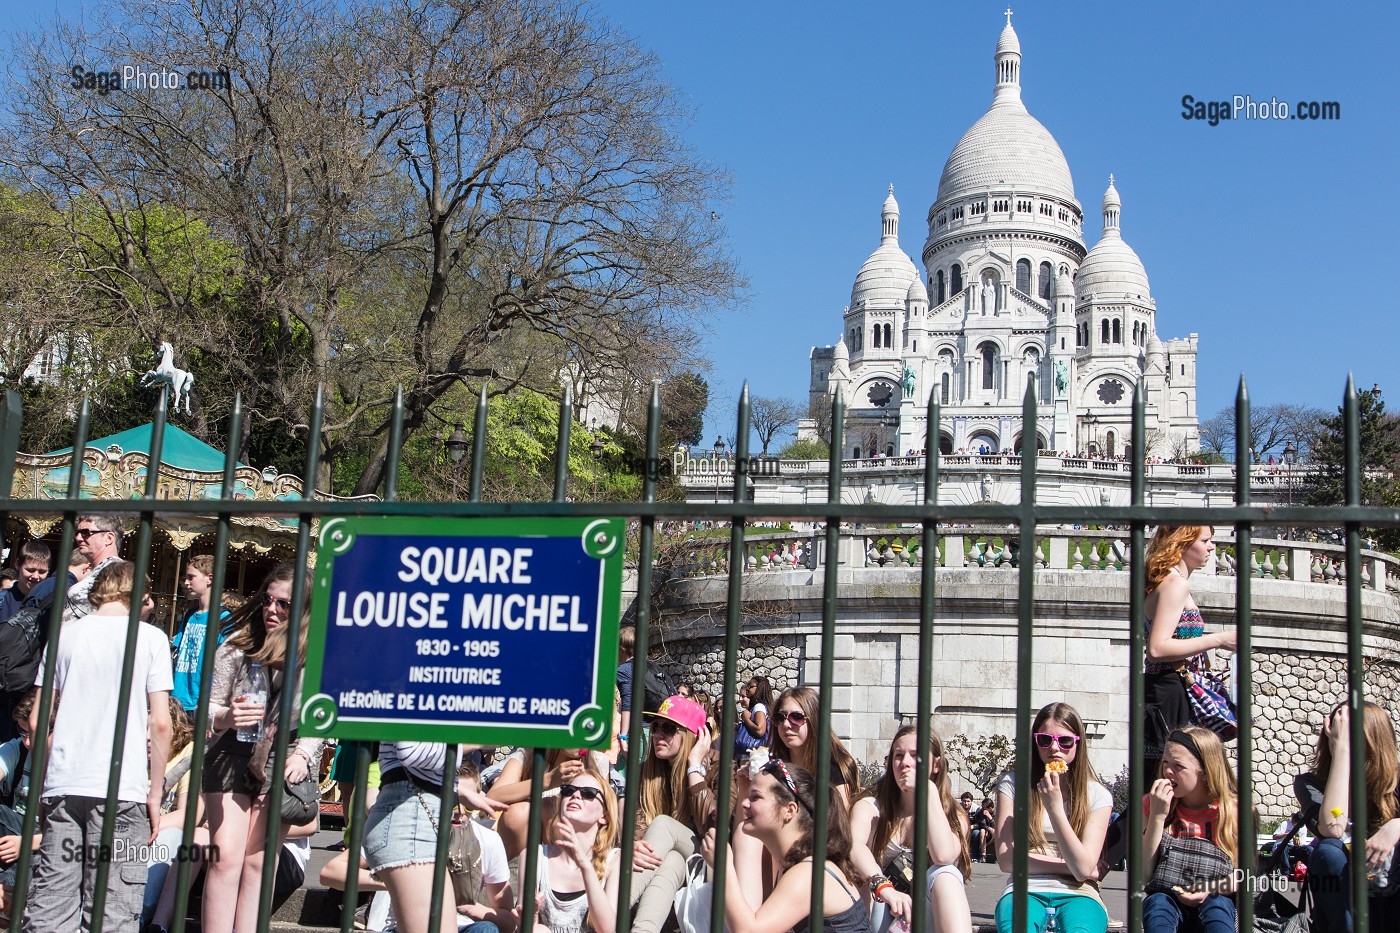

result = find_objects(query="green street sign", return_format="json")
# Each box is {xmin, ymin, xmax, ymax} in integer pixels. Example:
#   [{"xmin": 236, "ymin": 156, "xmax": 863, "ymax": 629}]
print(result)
[{"xmin": 299, "ymin": 516, "xmax": 624, "ymax": 747}]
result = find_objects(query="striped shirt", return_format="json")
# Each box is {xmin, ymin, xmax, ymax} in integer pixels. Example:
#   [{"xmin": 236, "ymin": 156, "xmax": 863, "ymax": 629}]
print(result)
[
  {"xmin": 1143, "ymin": 795, "xmax": 1220, "ymax": 843},
  {"xmin": 379, "ymin": 742, "xmax": 448, "ymax": 786}
]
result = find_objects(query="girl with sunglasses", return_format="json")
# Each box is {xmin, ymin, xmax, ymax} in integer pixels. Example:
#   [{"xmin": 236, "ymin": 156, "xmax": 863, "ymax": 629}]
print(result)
[
  {"xmin": 490, "ymin": 745, "xmax": 615, "ymax": 861},
  {"xmin": 993, "ymin": 702, "xmax": 1111, "ymax": 933},
  {"xmin": 850, "ymin": 726, "xmax": 972, "ymax": 933},
  {"xmin": 200, "ymin": 562, "xmax": 321, "ymax": 933},
  {"xmin": 1142, "ymin": 726, "xmax": 1239, "ymax": 933},
  {"xmin": 770, "ymin": 687, "xmax": 859, "ymax": 812},
  {"xmin": 532, "ymin": 771, "xmax": 622, "ymax": 933},
  {"xmin": 627, "ymin": 696, "xmax": 713, "ymax": 933},
  {"xmin": 702, "ymin": 759, "xmax": 867, "ymax": 933}
]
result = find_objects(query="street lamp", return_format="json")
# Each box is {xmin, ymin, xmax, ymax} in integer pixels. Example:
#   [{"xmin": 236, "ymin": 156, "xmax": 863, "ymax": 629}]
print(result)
[
  {"xmin": 1283, "ymin": 441, "xmax": 1297, "ymax": 539},
  {"xmin": 591, "ymin": 434, "xmax": 605, "ymax": 501},
  {"xmin": 444, "ymin": 425, "xmax": 469, "ymax": 499}
]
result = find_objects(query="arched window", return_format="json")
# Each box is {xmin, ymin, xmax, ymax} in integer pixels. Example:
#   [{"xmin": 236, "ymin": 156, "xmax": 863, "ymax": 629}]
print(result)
[
  {"xmin": 1131, "ymin": 321, "xmax": 1138, "ymax": 343},
  {"xmin": 935, "ymin": 270, "xmax": 945, "ymax": 305},
  {"xmin": 883, "ymin": 324, "xmax": 892, "ymax": 347},
  {"xmin": 1112, "ymin": 319, "xmax": 1122, "ymax": 344},
  {"xmin": 1106, "ymin": 431, "xmax": 1117, "ymax": 458},
  {"xmin": 941, "ymin": 372, "xmax": 950, "ymax": 405},
  {"xmin": 1015, "ymin": 259, "xmax": 1031, "ymax": 293},
  {"xmin": 981, "ymin": 344, "xmax": 995, "ymax": 390},
  {"xmin": 950, "ymin": 264, "xmax": 963, "ymax": 295},
  {"xmin": 1101, "ymin": 320, "xmax": 1110, "ymax": 344},
  {"xmin": 853, "ymin": 446, "xmax": 861, "ymax": 459},
  {"xmin": 1038, "ymin": 262, "xmax": 1053, "ymax": 300}
]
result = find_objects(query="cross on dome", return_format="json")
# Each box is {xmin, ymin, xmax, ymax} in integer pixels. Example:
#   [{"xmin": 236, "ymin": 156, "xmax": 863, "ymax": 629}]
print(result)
[{"xmin": 1005, "ymin": 8, "xmax": 1013, "ymax": 25}]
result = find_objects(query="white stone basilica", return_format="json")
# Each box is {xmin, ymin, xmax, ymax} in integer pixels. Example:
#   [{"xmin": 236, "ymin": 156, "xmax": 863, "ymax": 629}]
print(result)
[{"xmin": 807, "ymin": 14, "xmax": 1199, "ymax": 461}]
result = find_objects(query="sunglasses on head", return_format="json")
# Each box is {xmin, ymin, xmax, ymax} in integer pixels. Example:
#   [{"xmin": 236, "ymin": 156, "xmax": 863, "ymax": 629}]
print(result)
[
  {"xmin": 560, "ymin": 784, "xmax": 604, "ymax": 802},
  {"xmin": 261, "ymin": 594, "xmax": 293, "ymax": 611},
  {"xmin": 774, "ymin": 709, "xmax": 807, "ymax": 726},
  {"xmin": 1033, "ymin": 732, "xmax": 1080, "ymax": 750}
]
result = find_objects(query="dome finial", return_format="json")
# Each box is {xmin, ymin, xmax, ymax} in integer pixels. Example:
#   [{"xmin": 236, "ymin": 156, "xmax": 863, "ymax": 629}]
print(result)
[
  {"xmin": 1102, "ymin": 175, "xmax": 1121, "ymax": 235},
  {"xmin": 995, "ymin": 12, "xmax": 1022, "ymax": 100},
  {"xmin": 881, "ymin": 185, "xmax": 899, "ymax": 244}
]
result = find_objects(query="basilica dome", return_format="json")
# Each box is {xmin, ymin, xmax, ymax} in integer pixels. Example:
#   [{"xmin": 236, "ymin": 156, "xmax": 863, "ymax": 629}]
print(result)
[
  {"xmin": 851, "ymin": 187, "xmax": 918, "ymax": 308},
  {"xmin": 1076, "ymin": 176, "xmax": 1150, "ymax": 300},
  {"xmin": 934, "ymin": 19, "xmax": 1076, "ymax": 208},
  {"xmin": 935, "ymin": 102, "xmax": 1076, "ymax": 207}
]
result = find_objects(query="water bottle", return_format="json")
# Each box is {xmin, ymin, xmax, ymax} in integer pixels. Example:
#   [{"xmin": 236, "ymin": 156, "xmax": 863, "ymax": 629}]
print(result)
[
  {"xmin": 1043, "ymin": 905, "xmax": 1057, "ymax": 932},
  {"xmin": 236, "ymin": 663, "xmax": 268, "ymax": 742}
]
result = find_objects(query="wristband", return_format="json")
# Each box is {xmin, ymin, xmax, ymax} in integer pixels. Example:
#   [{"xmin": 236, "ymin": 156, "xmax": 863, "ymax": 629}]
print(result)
[
  {"xmin": 868, "ymin": 872, "xmax": 890, "ymax": 889},
  {"xmin": 874, "ymin": 881, "xmax": 895, "ymax": 899},
  {"xmin": 686, "ymin": 764, "xmax": 707, "ymax": 778}
]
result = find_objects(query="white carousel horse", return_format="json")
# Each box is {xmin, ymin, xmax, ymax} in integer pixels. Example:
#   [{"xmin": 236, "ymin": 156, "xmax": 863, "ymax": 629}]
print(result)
[{"xmin": 139, "ymin": 341, "xmax": 195, "ymax": 414}]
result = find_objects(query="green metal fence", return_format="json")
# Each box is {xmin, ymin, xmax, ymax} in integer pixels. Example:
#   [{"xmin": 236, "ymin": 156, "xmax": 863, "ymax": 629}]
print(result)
[{"xmin": 0, "ymin": 376, "xmax": 1397, "ymax": 933}]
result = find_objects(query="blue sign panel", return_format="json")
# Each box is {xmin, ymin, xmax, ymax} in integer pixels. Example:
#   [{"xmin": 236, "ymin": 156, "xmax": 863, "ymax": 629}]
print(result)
[{"xmin": 300, "ymin": 516, "xmax": 624, "ymax": 747}]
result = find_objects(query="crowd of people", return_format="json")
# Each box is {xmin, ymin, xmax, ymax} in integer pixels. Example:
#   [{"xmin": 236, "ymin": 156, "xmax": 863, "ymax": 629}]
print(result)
[{"xmin": 0, "ymin": 517, "xmax": 1395, "ymax": 933}]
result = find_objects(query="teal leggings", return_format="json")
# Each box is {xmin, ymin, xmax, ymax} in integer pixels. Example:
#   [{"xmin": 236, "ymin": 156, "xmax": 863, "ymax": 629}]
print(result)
[{"xmin": 994, "ymin": 891, "xmax": 1108, "ymax": 933}]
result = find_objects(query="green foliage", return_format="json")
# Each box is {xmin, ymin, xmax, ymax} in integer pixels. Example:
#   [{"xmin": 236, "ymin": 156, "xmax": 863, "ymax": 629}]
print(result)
[
  {"xmin": 776, "ymin": 437, "xmax": 829, "ymax": 460},
  {"xmin": 1183, "ymin": 450, "xmax": 1227, "ymax": 465},
  {"xmin": 660, "ymin": 373, "xmax": 709, "ymax": 448},
  {"xmin": 944, "ymin": 732, "xmax": 1015, "ymax": 797},
  {"xmin": 1307, "ymin": 385, "xmax": 1400, "ymax": 550}
]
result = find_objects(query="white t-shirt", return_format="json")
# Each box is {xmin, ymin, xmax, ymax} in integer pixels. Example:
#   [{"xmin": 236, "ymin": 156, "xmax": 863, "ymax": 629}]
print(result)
[
  {"xmin": 35, "ymin": 612, "xmax": 174, "ymax": 802},
  {"xmin": 473, "ymin": 820, "xmax": 509, "ymax": 887},
  {"xmin": 995, "ymin": 771, "xmax": 1112, "ymax": 897}
]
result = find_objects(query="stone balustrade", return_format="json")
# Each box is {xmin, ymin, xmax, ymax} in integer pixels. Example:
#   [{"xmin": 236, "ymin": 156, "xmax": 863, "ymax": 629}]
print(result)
[{"xmin": 661, "ymin": 526, "xmax": 1399, "ymax": 593}]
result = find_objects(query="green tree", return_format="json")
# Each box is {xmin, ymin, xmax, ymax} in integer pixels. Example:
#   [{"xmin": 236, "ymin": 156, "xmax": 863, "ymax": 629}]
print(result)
[
  {"xmin": 777, "ymin": 437, "xmax": 829, "ymax": 461},
  {"xmin": 1307, "ymin": 384, "xmax": 1400, "ymax": 550},
  {"xmin": 944, "ymin": 732, "xmax": 1014, "ymax": 798},
  {"xmin": 659, "ymin": 372, "xmax": 709, "ymax": 448}
]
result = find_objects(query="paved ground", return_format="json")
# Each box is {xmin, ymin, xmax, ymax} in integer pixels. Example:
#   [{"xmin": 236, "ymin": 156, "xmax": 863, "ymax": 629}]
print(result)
[{"xmin": 300, "ymin": 831, "xmax": 1133, "ymax": 931}]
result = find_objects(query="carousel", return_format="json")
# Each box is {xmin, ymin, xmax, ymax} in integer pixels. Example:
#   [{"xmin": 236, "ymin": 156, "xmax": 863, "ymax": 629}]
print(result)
[{"xmin": 6, "ymin": 421, "xmax": 376, "ymax": 633}]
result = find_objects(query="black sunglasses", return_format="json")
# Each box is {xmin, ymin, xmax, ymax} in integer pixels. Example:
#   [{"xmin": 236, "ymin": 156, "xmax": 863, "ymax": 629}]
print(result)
[
  {"xmin": 74, "ymin": 528, "xmax": 111, "ymax": 538},
  {"xmin": 649, "ymin": 719, "xmax": 680, "ymax": 738},
  {"xmin": 560, "ymin": 784, "xmax": 605, "ymax": 802},
  {"xmin": 774, "ymin": 709, "xmax": 808, "ymax": 726}
]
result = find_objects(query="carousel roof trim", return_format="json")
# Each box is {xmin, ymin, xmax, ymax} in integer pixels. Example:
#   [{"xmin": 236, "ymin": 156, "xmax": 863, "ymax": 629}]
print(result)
[{"xmin": 46, "ymin": 423, "xmax": 247, "ymax": 473}]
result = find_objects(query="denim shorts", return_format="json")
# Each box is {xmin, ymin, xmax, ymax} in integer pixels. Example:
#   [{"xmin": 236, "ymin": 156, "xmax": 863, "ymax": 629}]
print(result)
[{"xmin": 362, "ymin": 779, "xmax": 441, "ymax": 874}]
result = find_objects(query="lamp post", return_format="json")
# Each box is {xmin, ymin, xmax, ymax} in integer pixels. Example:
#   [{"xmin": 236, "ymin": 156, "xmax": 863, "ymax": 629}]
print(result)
[
  {"xmin": 1283, "ymin": 441, "xmax": 1297, "ymax": 540},
  {"xmin": 444, "ymin": 425, "xmax": 469, "ymax": 500},
  {"xmin": 712, "ymin": 435, "xmax": 726, "ymax": 503},
  {"xmin": 1083, "ymin": 412, "xmax": 1098, "ymax": 458},
  {"xmin": 591, "ymin": 434, "xmax": 604, "ymax": 501}
]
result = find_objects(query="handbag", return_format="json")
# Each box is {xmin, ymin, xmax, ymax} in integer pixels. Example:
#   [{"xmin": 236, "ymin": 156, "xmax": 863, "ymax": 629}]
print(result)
[
  {"xmin": 1145, "ymin": 834, "xmax": 1233, "ymax": 896},
  {"xmin": 281, "ymin": 768, "xmax": 320, "ymax": 826},
  {"xmin": 673, "ymin": 853, "xmax": 714, "ymax": 933},
  {"xmin": 415, "ymin": 792, "xmax": 485, "ymax": 907},
  {"xmin": 1185, "ymin": 668, "xmax": 1238, "ymax": 741},
  {"xmin": 882, "ymin": 848, "xmax": 915, "ymax": 895}
]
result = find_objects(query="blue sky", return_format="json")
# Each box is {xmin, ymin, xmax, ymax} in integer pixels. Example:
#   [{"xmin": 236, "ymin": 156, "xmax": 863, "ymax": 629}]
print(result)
[
  {"xmin": 6, "ymin": 1, "xmax": 1395, "ymax": 450},
  {"xmin": 588, "ymin": 0, "xmax": 1398, "ymax": 445}
]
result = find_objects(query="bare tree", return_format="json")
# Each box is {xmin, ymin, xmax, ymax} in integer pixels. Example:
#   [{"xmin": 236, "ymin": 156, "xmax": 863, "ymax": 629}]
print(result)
[
  {"xmin": 805, "ymin": 395, "xmax": 833, "ymax": 444},
  {"xmin": 0, "ymin": 0, "xmax": 741, "ymax": 493},
  {"xmin": 749, "ymin": 396, "xmax": 802, "ymax": 456},
  {"xmin": 1197, "ymin": 402, "xmax": 1327, "ymax": 462}
]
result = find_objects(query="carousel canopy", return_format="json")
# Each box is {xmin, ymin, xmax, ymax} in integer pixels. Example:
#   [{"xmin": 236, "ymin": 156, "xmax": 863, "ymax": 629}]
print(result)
[{"xmin": 46, "ymin": 423, "xmax": 246, "ymax": 473}]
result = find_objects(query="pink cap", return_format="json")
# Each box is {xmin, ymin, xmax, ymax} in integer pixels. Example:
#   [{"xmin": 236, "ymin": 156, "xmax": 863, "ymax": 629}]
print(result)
[{"xmin": 647, "ymin": 695, "xmax": 706, "ymax": 735}]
